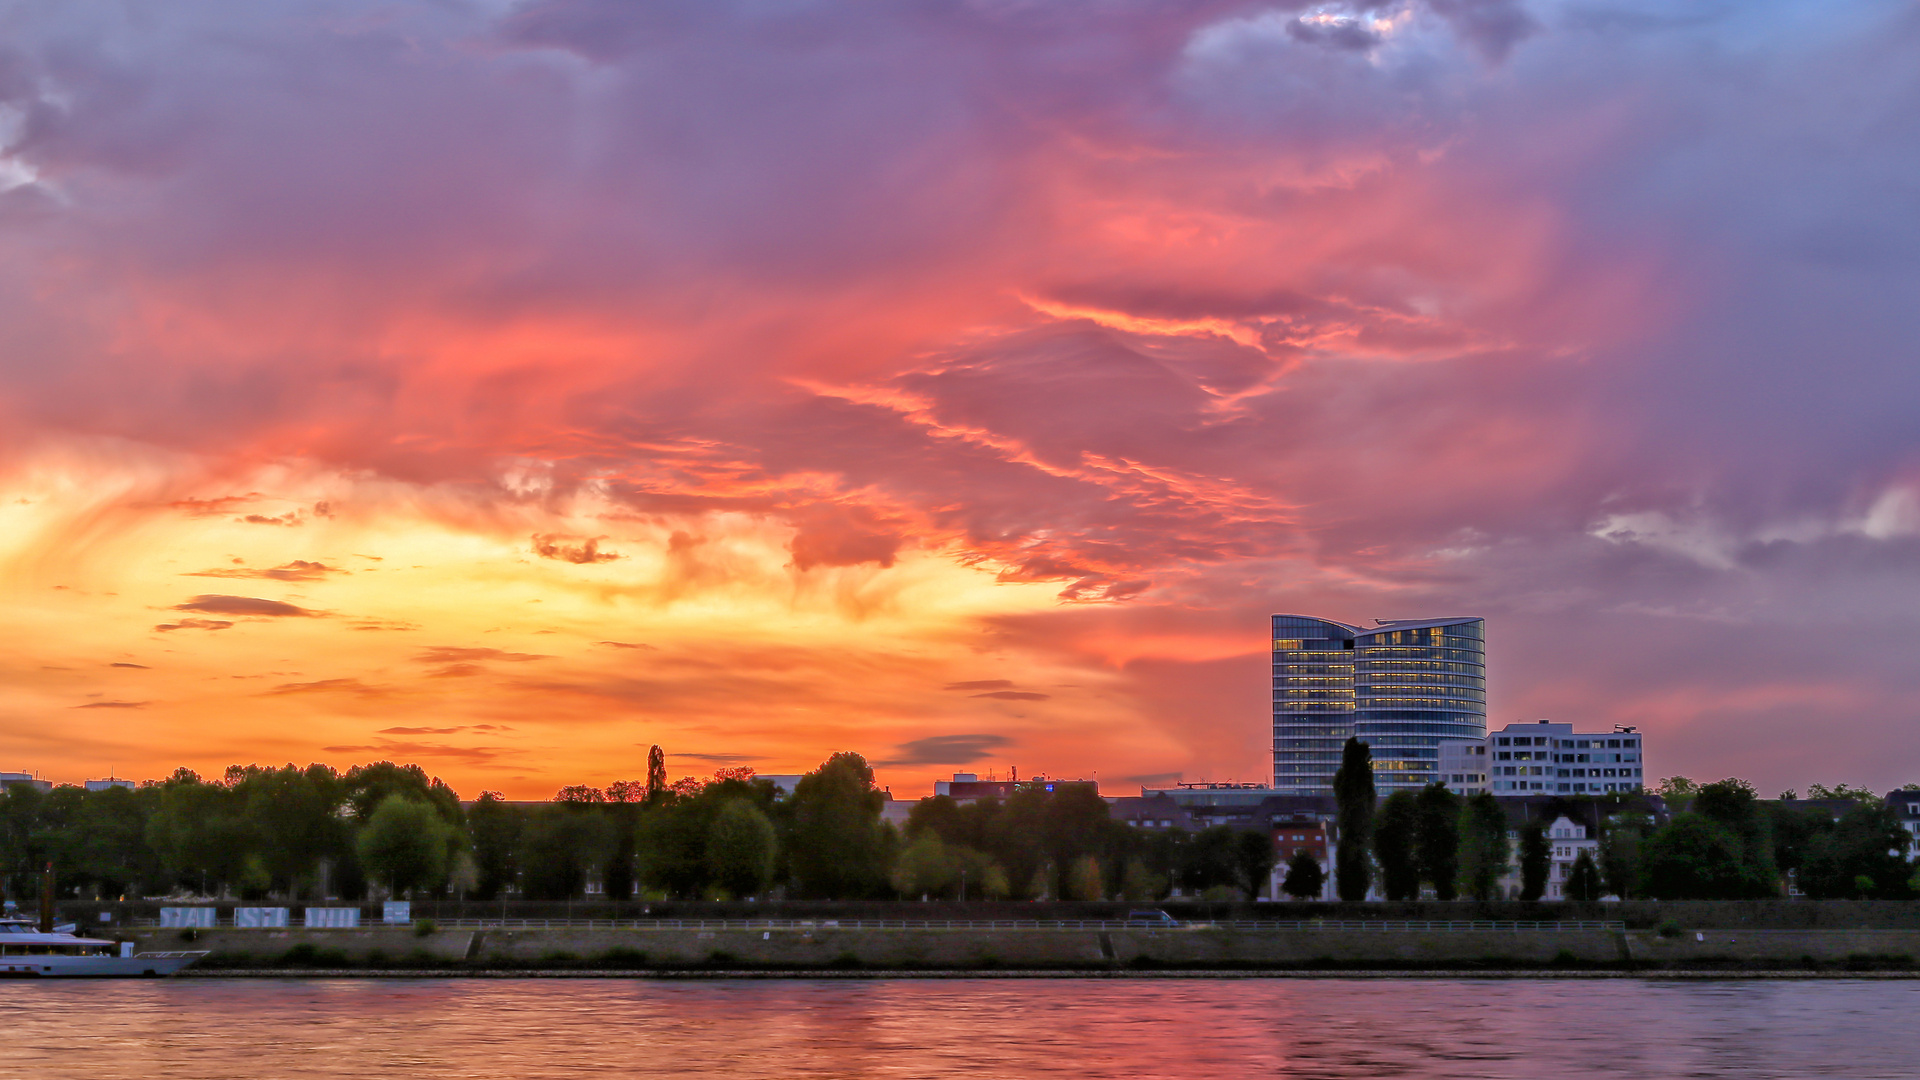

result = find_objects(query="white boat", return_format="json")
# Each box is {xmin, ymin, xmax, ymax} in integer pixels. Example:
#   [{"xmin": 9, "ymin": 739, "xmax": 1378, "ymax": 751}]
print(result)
[{"xmin": 0, "ymin": 918, "xmax": 206, "ymax": 978}]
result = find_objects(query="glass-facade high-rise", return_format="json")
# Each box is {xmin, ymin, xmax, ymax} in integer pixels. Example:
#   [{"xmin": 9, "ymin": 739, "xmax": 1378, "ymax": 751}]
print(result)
[{"xmin": 1272, "ymin": 614, "xmax": 1486, "ymax": 795}]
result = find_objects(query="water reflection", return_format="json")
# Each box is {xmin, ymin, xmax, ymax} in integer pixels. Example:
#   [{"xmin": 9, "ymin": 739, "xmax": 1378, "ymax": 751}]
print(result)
[{"xmin": 2, "ymin": 977, "xmax": 1913, "ymax": 1079}]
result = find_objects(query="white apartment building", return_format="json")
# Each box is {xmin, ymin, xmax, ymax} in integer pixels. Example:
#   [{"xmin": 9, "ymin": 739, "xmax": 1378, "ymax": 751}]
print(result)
[
  {"xmin": 1439, "ymin": 720, "xmax": 1645, "ymax": 797},
  {"xmin": 1497, "ymin": 815, "xmax": 1603, "ymax": 900}
]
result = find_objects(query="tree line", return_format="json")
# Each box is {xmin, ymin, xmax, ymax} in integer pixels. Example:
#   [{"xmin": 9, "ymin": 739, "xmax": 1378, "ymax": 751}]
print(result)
[
  {"xmin": 0, "ymin": 750, "xmax": 1279, "ymax": 904},
  {"xmin": 1327, "ymin": 738, "xmax": 1918, "ymax": 902}
]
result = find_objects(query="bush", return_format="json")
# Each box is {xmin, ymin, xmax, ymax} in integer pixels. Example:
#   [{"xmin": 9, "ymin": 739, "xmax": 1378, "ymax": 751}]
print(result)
[
  {"xmin": 413, "ymin": 918, "xmax": 436, "ymax": 938},
  {"xmin": 1656, "ymin": 919, "xmax": 1683, "ymax": 938}
]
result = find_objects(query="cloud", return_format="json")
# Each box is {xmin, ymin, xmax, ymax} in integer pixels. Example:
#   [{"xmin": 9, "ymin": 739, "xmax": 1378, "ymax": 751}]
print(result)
[
  {"xmin": 531, "ymin": 534, "xmax": 622, "ymax": 564},
  {"xmin": 414, "ymin": 647, "xmax": 550, "ymax": 663},
  {"xmin": 971, "ymin": 690, "xmax": 1050, "ymax": 701},
  {"xmin": 74, "ymin": 700, "xmax": 146, "ymax": 709},
  {"xmin": 943, "ymin": 680, "xmax": 1014, "ymax": 691},
  {"xmin": 879, "ymin": 734, "xmax": 1012, "ymax": 767},
  {"xmin": 320, "ymin": 740, "xmax": 508, "ymax": 762},
  {"xmin": 174, "ymin": 595, "xmax": 318, "ymax": 617},
  {"xmin": 379, "ymin": 726, "xmax": 469, "ymax": 734},
  {"xmin": 264, "ymin": 678, "xmax": 390, "ymax": 697},
  {"xmin": 153, "ymin": 619, "xmax": 234, "ymax": 632},
  {"xmin": 596, "ymin": 641, "xmax": 656, "ymax": 649},
  {"xmin": 187, "ymin": 560, "xmax": 344, "ymax": 582},
  {"xmin": 109, "ymin": 662, "xmax": 149, "ymax": 669},
  {"xmin": 238, "ymin": 512, "xmax": 303, "ymax": 526},
  {"xmin": 673, "ymin": 752, "xmax": 757, "ymax": 764}
]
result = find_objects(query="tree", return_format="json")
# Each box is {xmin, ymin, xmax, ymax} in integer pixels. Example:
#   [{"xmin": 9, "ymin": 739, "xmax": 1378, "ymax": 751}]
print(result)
[
  {"xmin": 787, "ymin": 752, "xmax": 892, "ymax": 898},
  {"xmin": 1332, "ymin": 738, "xmax": 1376, "ymax": 902},
  {"xmin": 1690, "ymin": 778, "xmax": 1777, "ymax": 896},
  {"xmin": 1374, "ymin": 792, "xmax": 1421, "ymax": 901},
  {"xmin": 645, "ymin": 745, "xmax": 668, "ymax": 802},
  {"xmin": 1234, "ymin": 830, "xmax": 1278, "ymax": 900},
  {"xmin": 1120, "ymin": 856, "xmax": 1168, "ymax": 901},
  {"xmin": 1598, "ymin": 814, "xmax": 1648, "ymax": 900},
  {"xmin": 1281, "ymin": 850, "xmax": 1325, "ymax": 901},
  {"xmin": 1180, "ymin": 826, "xmax": 1242, "ymax": 896},
  {"xmin": 1806, "ymin": 782, "xmax": 1883, "ymax": 806},
  {"xmin": 355, "ymin": 795, "xmax": 454, "ymax": 897},
  {"xmin": 1640, "ymin": 815, "xmax": 1749, "ymax": 900},
  {"xmin": 466, "ymin": 791, "xmax": 521, "ymax": 900},
  {"xmin": 520, "ymin": 807, "xmax": 614, "ymax": 900},
  {"xmin": 1065, "ymin": 855, "xmax": 1105, "ymax": 901},
  {"xmin": 1517, "ymin": 821, "xmax": 1550, "ymax": 901},
  {"xmin": 1457, "ymin": 792, "xmax": 1510, "ymax": 902},
  {"xmin": 1567, "ymin": 850, "xmax": 1603, "ymax": 902},
  {"xmin": 1798, "ymin": 803, "xmax": 1913, "ymax": 899},
  {"xmin": 1653, "ymin": 776, "xmax": 1699, "ymax": 813},
  {"xmin": 891, "ymin": 835, "xmax": 959, "ymax": 897},
  {"xmin": 1413, "ymin": 783, "xmax": 1461, "ymax": 900},
  {"xmin": 705, "ymin": 798, "xmax": 777, "ymax": 898},
  {"xmin": 234, "ymin": 764, "xmax": 346, "ymax": 898}
]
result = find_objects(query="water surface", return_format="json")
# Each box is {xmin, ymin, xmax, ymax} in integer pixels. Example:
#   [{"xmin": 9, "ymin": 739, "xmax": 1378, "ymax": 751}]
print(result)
[{"xmin": 5, "ymin": 977, "xmax": 1912, "ymax": 1079}]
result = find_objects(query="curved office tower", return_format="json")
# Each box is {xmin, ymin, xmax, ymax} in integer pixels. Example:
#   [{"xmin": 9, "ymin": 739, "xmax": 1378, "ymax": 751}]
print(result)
[{"xmin": 1272, "ymin": 615, "xmax": 1486, "ymax": 795}]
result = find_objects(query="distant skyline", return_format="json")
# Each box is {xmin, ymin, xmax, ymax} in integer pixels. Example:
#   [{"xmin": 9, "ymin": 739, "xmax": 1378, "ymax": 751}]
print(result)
[{"xmin": 4, "ymin": 1, "xmax": 1920, "ymax": 798}]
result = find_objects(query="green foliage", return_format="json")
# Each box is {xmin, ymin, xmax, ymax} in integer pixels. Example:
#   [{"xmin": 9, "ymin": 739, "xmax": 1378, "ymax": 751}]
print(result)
[
  {"xmin": 1332, "ymin": 738, "xmax": 1375, "ymax": 902},
  {"xmin": 1567, "ymin": 850, "xmax": 1603, "ymax": 902},
  {"xmin": 1517, "ymin": 821, "xmax": 1550, "ymax": 901},
  {"xmin": 891, "ymin": 834, "xmax": 959, "ymax": 897},
  {"xmin": 519, "ymin": 807, "xmax": 614, "ymax": 900},
  {"xmin": 1640, "ymin": 815, "xmax": 1751, "ymax": 899},
  {"xmin": 1373, "ymin": 792, "xmax": 1421, "ymax": 901},
  {"xmin": 466, "ymin": 792, "xmax": 521, "ymax": 901},
  {"xmin": 1413, "ymin": 783, "xmax": 1461, "ymax": 901},
  {"xmin": 1805, "ymin": 783, "xmax": 1884, "ymax": 807},
  {"xmin": 786, "ymin": 752, "xmax": 893, "ymax": 899},
  {"xmin": 1798, "ymin": 803, "xmax": 1913, "ymax": 899},
  {"xmin": 1065, "ymin": 854, "xmax": 1105, "ymax": 901},
  {"xmin": 1599, "ymin": 814, "xmax": 1648, "ymax": 899},
  {"xmin": 355, "ymin": 795, "xmax": 455, "ymax": 897},
  {"xmin": 1281, "ymin": 849, "xmax": 1324, "ymax": 900},
  {"xmin": 1180, "ymin": 826, "xmax": 1242, "ymax": 896},
  {"xmin": 1120, "ymin": 856, "xmax": 1168, "ymax": 901},
  {"xmin": 1233, "ymin": 830, "xmax": 1277, "ymax": 900},
  {"xmin": 705, "ymin": 799, "xmax": 777, "ymax": 898},
  {"xmin": 1456, "ymin": 792, "xmax": 1509, "ymax": 902},
  {"xmin": 1653, "ymin": 776, "xmax": 1699, "ymax": 813}
]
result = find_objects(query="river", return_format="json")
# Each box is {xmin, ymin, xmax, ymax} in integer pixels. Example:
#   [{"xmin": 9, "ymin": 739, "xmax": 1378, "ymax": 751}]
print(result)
[{"xmin": 3, "ymin": 977, "xmax": 1913, "ymax": 1078}]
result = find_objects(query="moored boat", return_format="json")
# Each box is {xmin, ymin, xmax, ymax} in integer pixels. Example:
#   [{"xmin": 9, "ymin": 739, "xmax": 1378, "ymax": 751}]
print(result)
[{"xmin": 0, "ymin": 918, "xmax": 205, "ymax": 978}]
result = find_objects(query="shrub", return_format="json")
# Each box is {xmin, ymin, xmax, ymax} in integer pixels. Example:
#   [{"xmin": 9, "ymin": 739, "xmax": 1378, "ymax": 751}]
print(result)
[
  {"xmin": 1656, "ymin": 919, "xmax": 1683, "ymax": 938},
  {"xmin": 413, "ymin": 918, "xmax": 437, "ymax": 938}
]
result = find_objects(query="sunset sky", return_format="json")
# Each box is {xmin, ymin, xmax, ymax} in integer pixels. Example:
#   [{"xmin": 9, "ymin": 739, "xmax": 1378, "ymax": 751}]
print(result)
[{"xmin": 3, "ymin": 0, "xmax": 1918, "ymax": 799}]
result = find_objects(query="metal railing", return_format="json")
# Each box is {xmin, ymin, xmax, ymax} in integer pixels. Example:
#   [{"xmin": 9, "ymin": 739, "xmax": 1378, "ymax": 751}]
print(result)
[{"xmin": 136, "ymin": 917, "xmax": 1623, "ymax": 932}]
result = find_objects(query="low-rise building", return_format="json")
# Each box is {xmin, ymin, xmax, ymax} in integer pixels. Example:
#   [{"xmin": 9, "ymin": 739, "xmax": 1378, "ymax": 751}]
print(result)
[
  {"xmin": 84, "ymin": 776, "xmax": 137, "ymax": 792},
  {"xmin": 1475, "ymin": 720, "xmax": 1645, "ymax": 796},
  {"xmin": 0, "ymin": 772, "xmax": 51, "ymax": 794},
  {"xmin": 1106, "ymin": 793, "xmax": 1195, "ymax": 831},
  {"xmin": 1888, "ymin": 789, "xmax": 1920, "ymax": 860},
  {"xmin": 932, "ymin": 772, "xmax": 1097, "ymax": 802}
]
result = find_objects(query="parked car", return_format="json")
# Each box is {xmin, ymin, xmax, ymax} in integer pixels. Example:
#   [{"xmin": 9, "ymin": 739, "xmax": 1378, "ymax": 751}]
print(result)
[{"xmin": 1125, "ymin": 909, "xmax": 1177, "ymax": 926}]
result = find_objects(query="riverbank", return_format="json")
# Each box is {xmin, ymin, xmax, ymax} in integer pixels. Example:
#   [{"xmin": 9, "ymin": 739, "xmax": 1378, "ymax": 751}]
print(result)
[{"xmin": 132, "ymin": 925, "xmax": 1920, "ymax": 976}]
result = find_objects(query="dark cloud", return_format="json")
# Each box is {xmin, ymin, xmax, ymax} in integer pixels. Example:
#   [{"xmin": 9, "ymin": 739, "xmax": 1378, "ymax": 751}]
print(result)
[
  {"xmin": 74, "ymin": 700, "xmax": 146, "ymax": 709},
  {"xmin": 109, "ymin": 662, "xmax": 149, "ymax": 669},
  {"xmin": 1427, "ymin": 0, "xmax": 1538, "ymax": 62},
  {"xmin": 264, "ymin": 678, "xmax": 390, "ymax": 697},
  {"xmin": 379, "ymin": 726, "xmax": 469, "ymax": 734},
  {"xmin": 531, "ymin": 534, "xmax": 622, "ymax": 564},
  {"xmin": 174, "ymin": 595, "xmax": 317, "ymax": 617},
  {"xmin": 673, "ymin": 752, "xmax": 756, "ymax": 763},
  {"xmin": 187, "ymin": 560, "xmax": 344, "ymax": 582},
  {"xmin": 971, "ymin": 690, "xmax": 1050, "ymax": 701},
  {"xmin": 414, "ymin": 647, "xmax": 549, "ymax": 663},
  {"xmin": 153, "ymin": 619, "xmax": 234, "ymax": 632},
  {"xmin": 321, "ymin": 740, "xmax": 507, "ymax": 762},
  {"xmin": 943, "ymin": 680, "xmax": 1013, "ymax": 691},
  {"xmin": 596, "ymin": 641, "xmax": 656, "ymax": 649},
  {"xmin": 879, "ymin": 734, "xmax": 1012, "ymax": 767}
]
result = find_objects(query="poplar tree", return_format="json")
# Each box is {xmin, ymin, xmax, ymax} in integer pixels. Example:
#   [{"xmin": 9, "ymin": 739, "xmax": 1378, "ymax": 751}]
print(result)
[
  {"xmin": 1518, "ymin": 821, "xmax": 1551, "ymax": 901},
  {"xmin": 1414, "ymin": 783, "xmax": 1461, "ymax": 901},
  {"xmin": 1374, "ymin": 791, "xmax": 1421, "ymax": 901},
  {"xmin": 1332, "ymin": 737, "xmax": 1376, "ymax": 901},
  {"xmin": 1457, "ymin": 792, "xmax": 1510, "ymax": 901}
]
